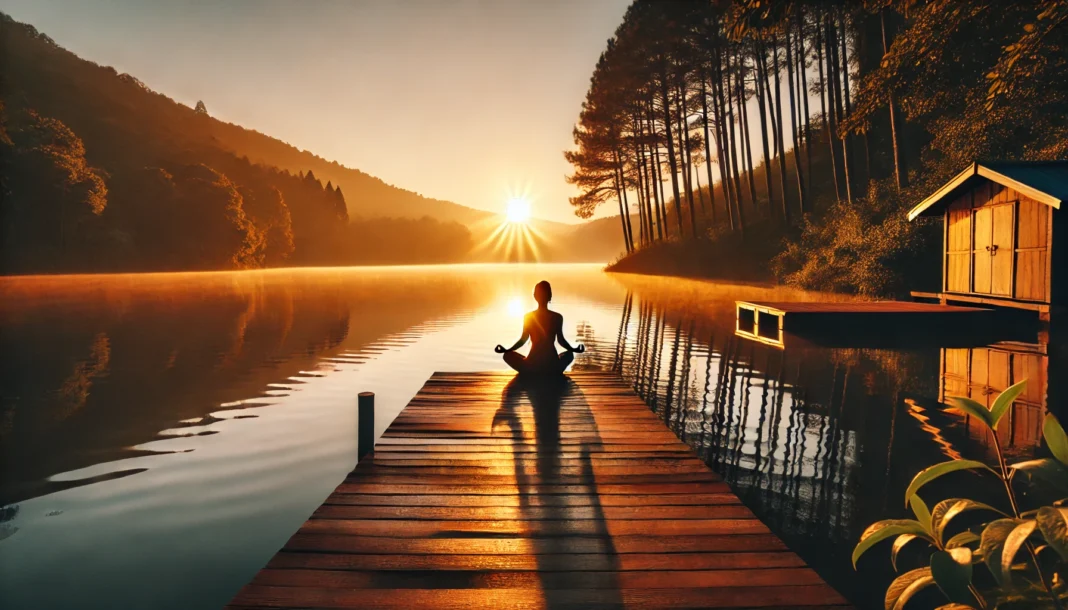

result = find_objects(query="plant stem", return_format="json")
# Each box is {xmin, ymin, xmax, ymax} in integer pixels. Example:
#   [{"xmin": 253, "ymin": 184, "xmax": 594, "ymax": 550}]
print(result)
[
  {"xmin": 991, "ymin": 429, "xmax": 1064, "ymax": 609},
  {"xmin": 967, "ymin": 583, "xmax": 987, "ymax": 609},
  {"xmin": 990, "ymin": 431, "xmax": 1019, "ymax": 517}
]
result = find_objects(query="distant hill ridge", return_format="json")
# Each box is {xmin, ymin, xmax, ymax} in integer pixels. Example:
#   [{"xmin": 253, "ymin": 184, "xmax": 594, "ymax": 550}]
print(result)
[
  {"xmin": 1, "ymin": 12, "xmax": 489, "ymax": 224},
  {"xmin": 204, "ymin": 120, "xmax": 494, "ymax": 224}
]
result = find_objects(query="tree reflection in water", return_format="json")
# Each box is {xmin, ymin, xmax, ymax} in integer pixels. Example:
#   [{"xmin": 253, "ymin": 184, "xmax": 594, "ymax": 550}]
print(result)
[{"xmin": 602, "ymin": 289, "xmax": 1056, "ymax": 608}]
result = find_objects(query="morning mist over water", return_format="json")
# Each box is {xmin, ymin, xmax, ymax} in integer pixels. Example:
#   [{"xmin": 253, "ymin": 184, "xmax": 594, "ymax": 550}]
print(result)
[{"xmin": 0, "ymin": 265, "xmax": 1058, "ymax": 608}]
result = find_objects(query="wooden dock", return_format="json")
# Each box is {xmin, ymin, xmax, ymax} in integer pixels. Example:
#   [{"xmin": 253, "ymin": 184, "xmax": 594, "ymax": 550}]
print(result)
[
  {"xmin": 736, "ymin": 299, "xmax": 993, "ymax": 347},
  {"xmin": 228, "ymin": 371, "xmax": 848, "ymax": 609}
]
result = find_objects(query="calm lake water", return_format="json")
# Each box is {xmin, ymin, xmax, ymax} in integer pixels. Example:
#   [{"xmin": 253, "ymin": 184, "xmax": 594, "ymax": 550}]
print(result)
[{"xmin": 0, "ymin": 263, "xmax": 1060, "ymax": 609}]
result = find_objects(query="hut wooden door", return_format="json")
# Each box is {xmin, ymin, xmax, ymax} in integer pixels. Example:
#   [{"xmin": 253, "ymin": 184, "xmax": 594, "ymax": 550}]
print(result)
[
  {"xmin": 972, "ymin": 203, "xmax": 1014, "ymax": 296},
  {"xmin": 946, "ymin": 200, "xmax": 972, "ymax": 293}
]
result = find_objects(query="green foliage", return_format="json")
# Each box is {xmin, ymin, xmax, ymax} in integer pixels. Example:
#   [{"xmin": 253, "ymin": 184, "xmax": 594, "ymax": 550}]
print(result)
[
  {"xmin": 854, "ymin": 379, "xmax": 1068, "ymax": 609},
  {"xmin": 1, "ymin": 107, "xmax": 109, "ymax": 271},
  {"xmin": 772, "ymin": 178, "xmax": 940, "ymax": 296},
  {"xmin": 777, "ymin": 0, "xmax": 1067, "ymax": 296}
]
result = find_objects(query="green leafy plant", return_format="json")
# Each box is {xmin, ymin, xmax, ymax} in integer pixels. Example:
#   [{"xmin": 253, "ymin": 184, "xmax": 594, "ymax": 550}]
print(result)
[{"xmin": 854, "ymin": 379, "xmax": 1068, "ymax": 609}]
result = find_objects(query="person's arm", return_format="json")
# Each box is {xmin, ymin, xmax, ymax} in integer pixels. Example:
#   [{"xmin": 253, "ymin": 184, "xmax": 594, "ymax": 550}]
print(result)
[
  {"xmin": 505, "ymin": 329, "xmax": 529, "ymax": 352},
  {"xmin": 495, "ymin": 316, "xmax": 530, "ymax": 353},
  {"xmin": 555, "ymin": 315, "xmax": 584, "ymax": 353}
]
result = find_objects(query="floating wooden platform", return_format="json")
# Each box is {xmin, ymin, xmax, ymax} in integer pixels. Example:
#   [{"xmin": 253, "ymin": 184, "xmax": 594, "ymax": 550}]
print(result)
[
  {"xmin": 228, "ymin": 371, "xmax": 848, "ymax": 609},
  {"xmin": 736, "ymin": 300, "xmax": 993, "ymax": 347}
]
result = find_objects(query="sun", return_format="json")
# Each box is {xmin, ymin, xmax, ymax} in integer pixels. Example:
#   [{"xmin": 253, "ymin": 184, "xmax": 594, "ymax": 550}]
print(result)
[{"xmin": 506, "ymin": 197, "xmax": 531, "ymax": 224}]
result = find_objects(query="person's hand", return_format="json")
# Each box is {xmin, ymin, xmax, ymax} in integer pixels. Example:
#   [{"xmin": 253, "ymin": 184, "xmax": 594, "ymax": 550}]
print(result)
[
  {"xmin": 494, "ymin": 344, "xmax": 506, "ymax": 353},
  {"xmin": 574, "ymin": 344, "xmax": 586, "ymax": 354}
]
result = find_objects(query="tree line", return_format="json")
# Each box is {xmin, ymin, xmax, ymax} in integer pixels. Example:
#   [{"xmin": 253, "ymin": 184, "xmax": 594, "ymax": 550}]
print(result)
[
  {"xmin": 567, "ymin": 0, "xmax": 1067, "ymax": 294},
  {"xmin": 0, "ymin": 13, "xmax": 473, "ymax": 274}
]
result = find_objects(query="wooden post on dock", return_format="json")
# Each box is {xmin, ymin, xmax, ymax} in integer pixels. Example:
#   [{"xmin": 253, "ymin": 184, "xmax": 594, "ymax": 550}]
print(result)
[{"xmin": 357, "ymin": 391, "xmax": 374, "ymax": 462}]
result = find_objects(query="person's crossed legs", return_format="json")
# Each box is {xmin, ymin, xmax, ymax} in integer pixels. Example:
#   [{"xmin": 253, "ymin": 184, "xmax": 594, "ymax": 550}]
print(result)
[{"xmin": 503, "ymin": 350, "xmax": 573, "ymax": 375}]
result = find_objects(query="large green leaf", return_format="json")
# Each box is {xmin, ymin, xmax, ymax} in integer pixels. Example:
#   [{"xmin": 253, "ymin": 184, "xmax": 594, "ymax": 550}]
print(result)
[
  {"xmin": 904, "ymin": 460, "xmax": 995, "ymax": 507},
  {"xmin": 1035, "ymin": 506, "xmax": 1068, "ymax": 561},
  {"xmin": 1044, "ymin": 414, "xmax": 1068, "ymax": 467},
  {"xmin": 1000, "ymin": 519, "xmax": 1037, "ymax": 585},
  {"xmin": 910, "ymin": 494, "xmax": 933, "ymax": 534},
  {"xmin": 945, "ymin": 531, "xmax": 980, "ymax": 549},
  {"xmin": 892, "ymin": 534, "xmax": 920, "ymax": 572},
  {"xmin": 931, "ymin": 548, "xmax": 976, "ymax": 606},
  {"xmin": 931, "ymin": 499, "xmax": 1004, "ymax": 545},
  {"xmin": 1011, "ymin": 458, "xmax": 1068, "ymax": 496},
  {"xmin": 885, "ymin": 567, "xmax": 934, "ymax": 610},
  {"xmin": 989, "ymin": 379, "xmax": 1027, "ymax": 430},
  {"xmin": 946, "ymin": 395, "xmax": 993, "ymax": 429},
  {"xmin": 979, "ymin": 518, "xmax": 1020, "ymax": 585},
  {"xmin": 854, "ymin": 519, "xmax": 929, "ymax": 568}
]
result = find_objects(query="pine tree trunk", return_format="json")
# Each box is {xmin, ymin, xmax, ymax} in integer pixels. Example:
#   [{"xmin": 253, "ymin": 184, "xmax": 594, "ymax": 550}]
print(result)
[
  {"xmin": 798, "ymin": 5, "xmax": 813, "ymax": 182},
  {"xmin": 635, "ymin": 155, "xmax": 647, "ymax": 246},
  {"xmin": 699, "ymin": 73, "xmax": 718, "ymax": 227},
  {"xmin": 712, "ymin": 48, "xmax": 737, "ymax": 231},
  {"xmin": 759, "ymin": 50, "xmax": 784, "ymax": 218},
  {"xmin": 721, "ymin": 59, "xmax": 739, "ymax": 212},
  {"xmin": 652, "ymin": 140, "xmax": 668, "ymax": 237},
  {"xmin": 658, "ymin": 63, "xmax": 684, "ymax": 238},
  {"xmin": 829, "ymin": 14, "xmax": 853, "ymax": 203},
  {"xmin": 631, "ymin": 116, "xmax": 649, "ymax": 245},
  {"xmin": 693, "ymin": 164, "xmax": 707, "ymax": 237},
  {"xmin": 648, "ymin": 99, "xmax": 669, "ymax": 235},
  {"xmin": 676, "ymin": 79, "xmax": 697, "ymax": 238},
  {"xmin": 753, "ymin": 45, "xmax": 776, "ymax": 216},
  {"xmin": 611, "ymin": 156, "xmax": 631, "ymax": 253},
  {"xmin": 821, "ymin": 11, "xmax": 845, "ymax": 202},
  {"xmin": 771, "ymin": 37, "xmax": 791, "ymax": 222},
  {"xmin": 784, "ymin": 27, "xmax": 806, "ymax": 214},
  {"xmin": 718, "ymin": 50, "xmax": 745, "ymax": 234},
  {"xmin": 642, "ymin": 107, "xmax": 664, "ymax": 241},
  {"xmin": 881, "ymin": 8, "xmax": 908, "ymax": 189},
  {"xmin": 737, "ymin": 55, "xmax": 758, "ymax": 212},
  {"xmin": 616, "ymin": 149, "xmax": 634, "ymax": 251}
]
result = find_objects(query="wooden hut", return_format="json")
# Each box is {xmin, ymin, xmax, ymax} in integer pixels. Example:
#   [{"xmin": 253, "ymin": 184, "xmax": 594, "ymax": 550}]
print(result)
[{"xmin": 908, "ymin": 161, "xmax": 1068, "ymax": 316}]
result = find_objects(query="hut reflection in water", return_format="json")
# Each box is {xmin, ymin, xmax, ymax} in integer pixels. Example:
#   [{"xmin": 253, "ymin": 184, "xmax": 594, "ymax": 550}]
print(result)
[{"xmin": 603, "ymin": 291, "xmax": 1056, "ymax": 607}]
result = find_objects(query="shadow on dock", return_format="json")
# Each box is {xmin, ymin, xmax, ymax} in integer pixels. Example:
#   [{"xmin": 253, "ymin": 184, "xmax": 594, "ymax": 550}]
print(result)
[{"xmin": 492, "ymin": 376, "xmax": 622, "ymax": 607}]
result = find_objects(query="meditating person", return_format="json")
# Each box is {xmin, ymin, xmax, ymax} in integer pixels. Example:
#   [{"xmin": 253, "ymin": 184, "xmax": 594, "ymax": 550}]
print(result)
[{"xmin": 495, "ymin": 280, "xmax": 585, "ymax": 376}]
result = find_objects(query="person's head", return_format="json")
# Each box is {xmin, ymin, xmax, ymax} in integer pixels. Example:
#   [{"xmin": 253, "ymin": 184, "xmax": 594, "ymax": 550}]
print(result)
[{"xmin": 533, "ymin": 280, "xmax": 552, "ymax": 306}]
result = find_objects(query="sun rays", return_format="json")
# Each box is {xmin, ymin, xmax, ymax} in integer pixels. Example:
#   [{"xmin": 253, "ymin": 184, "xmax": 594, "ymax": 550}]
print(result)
[
  {"xmin": 468, "ymin": 185, "xmax": 552, "ymax": 262},
  {"xmin": 471, "ymin": 221, "xmax": 550, "ymax": 262}
]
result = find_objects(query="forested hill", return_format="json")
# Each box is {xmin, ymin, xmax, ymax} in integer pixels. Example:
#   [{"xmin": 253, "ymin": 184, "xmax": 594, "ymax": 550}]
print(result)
[
  {"xmin": 204, "ymin": 122, "xmax": 493, "ymax": 225},
  {"xmin": 566, "ymin": 0, "xmax": 1067, "ymax": 295},
  {"xmin": 0, "ymin": 12, "xmax": 488, "ymax": 225},
  {"xmin": 0, "ymin": 12, "xmax": 480, "ymax": 273}
]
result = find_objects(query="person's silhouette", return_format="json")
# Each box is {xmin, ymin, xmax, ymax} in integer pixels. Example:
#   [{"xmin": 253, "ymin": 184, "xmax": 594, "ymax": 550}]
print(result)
[{"xmin": 495, "ymin": 280, "xmax": 584, "ymax": 376}]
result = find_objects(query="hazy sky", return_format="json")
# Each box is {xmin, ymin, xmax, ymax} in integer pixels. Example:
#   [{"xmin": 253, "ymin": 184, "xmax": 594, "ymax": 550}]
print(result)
[{"xmin": 2, "ymin": 0, "xmax": 632, "ymax": 223}]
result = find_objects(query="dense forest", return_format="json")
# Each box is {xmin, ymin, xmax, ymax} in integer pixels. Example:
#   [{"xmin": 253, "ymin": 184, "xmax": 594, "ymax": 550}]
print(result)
[
  {"xmin": 0, "ymin": 12, "xmax": 474, "ymax": 273},
  {"xmin": 568, "ymin": 0, "xmax": 1068, "ymax": 295}
]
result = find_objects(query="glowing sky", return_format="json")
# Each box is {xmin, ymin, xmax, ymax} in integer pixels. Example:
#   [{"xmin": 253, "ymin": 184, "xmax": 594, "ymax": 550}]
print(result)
[{"xmin": 1, "ymin": 0, "xmax": 631, "ymax": 224}]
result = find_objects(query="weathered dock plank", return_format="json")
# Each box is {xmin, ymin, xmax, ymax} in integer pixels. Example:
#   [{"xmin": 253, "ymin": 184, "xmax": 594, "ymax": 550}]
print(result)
[{"xmin": 228, "ymin": 371, "xmax": 849, "ymax": 609}]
